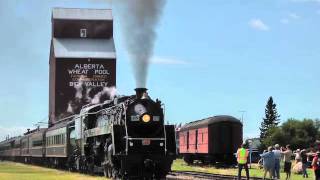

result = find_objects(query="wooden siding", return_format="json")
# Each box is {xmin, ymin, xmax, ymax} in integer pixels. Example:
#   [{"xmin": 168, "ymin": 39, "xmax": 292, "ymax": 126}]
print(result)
[
  {"xmin": 196, "ymin": 127, "xmax": 208, "ymax": 153},
  {"xmin": 179, "ymin": 127, "xmax": 209, "ymax": 154},
  {"xmin": 179, "ymin": 131, "xmax": 187, "ymax": 153}
]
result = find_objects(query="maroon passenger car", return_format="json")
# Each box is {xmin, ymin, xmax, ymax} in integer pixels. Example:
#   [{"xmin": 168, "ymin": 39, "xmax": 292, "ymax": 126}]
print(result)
[{"xmin": 179, "ymin": 115, "xmax": 243, "ymax": 164}]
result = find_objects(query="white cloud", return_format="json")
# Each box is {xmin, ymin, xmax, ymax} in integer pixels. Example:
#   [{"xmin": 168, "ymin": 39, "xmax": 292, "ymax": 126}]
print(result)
[
  {"xmin": 280, "ymin": 18, "xmax": 290, "ymax": 24},
  {"xmin": 151, "ymin": 56, "xmax": 189, "ymax": 65},
  {"xmin": 289, "ymin": 13, "xmax": 301, "ymax": 19},
  {"xmin": 248, "ymin": 19, "xmax": 270, "ymax": 31}
]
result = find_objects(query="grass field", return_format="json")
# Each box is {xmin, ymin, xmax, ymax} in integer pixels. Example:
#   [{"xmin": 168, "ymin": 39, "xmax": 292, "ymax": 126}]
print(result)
[
  {"xmin": 0, "ymin": 159, "xmax": 316, "ymax": 180},
  {"xmin": 172, "ymin": 159, "xmax": 315, "ymax": 180},
  {"xmin": 0, "ymin": 161, "xmax": 107, "ymax": 180}
]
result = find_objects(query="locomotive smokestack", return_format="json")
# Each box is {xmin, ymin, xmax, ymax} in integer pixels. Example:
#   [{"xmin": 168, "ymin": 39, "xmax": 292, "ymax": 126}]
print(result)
[{"xmin": 135, "ymin": 88, "xmax": 148, "ymax": 99}]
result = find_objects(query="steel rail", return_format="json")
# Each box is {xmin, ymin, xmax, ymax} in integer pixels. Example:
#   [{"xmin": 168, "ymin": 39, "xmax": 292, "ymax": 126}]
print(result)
[{"xmin": 168, "ymin": 170, "xmax": 266, "ymax": 180}]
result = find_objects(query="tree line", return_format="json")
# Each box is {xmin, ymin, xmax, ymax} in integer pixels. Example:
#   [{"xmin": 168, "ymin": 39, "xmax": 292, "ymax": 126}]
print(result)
[{"xmin": 259, "ymin": 97, "xmax": 320, "ymax": 150}]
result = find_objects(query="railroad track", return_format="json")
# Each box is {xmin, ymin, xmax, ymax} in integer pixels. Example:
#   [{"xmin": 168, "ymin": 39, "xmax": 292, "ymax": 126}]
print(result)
[{"xmin": 167, "ymin": 171, "xmax": 265, "ymax": 180}]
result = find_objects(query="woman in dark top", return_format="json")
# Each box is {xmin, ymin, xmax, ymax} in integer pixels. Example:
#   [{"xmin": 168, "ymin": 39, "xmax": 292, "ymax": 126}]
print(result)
[
  {"xmin": 301, "ymin": 149, "xmax": 308, "ymax": 178},
  {"xmin": 312, "ymin": 152, "xmax": 320, "ymax": 180}
]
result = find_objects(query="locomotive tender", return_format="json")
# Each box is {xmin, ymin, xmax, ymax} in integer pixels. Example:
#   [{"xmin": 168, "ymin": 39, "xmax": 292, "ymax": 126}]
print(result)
[
  {"xmin": 179, "ymin": 115, "xmax": 242, "ymax": 164},
  {"xmin": 0, "ymin": 88, "xmax": 176, "ymax": 179}
]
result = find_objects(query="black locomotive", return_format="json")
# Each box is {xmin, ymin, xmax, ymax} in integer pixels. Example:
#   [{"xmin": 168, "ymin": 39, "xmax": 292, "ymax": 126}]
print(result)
[{"xmin": 0, "ymin": 88, "xmax": 176, "ymax": 179}]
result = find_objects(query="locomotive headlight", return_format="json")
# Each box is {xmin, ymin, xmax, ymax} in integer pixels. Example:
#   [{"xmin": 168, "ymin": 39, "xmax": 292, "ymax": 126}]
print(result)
[{"xmin": 142, "ymin": 114, "xmax": 151, "ymax": 123}]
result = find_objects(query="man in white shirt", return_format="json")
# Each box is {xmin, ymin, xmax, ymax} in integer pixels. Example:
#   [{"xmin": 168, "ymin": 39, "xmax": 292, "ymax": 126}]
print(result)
[{"xmin": 273, "ymin": 144, "xmax": 281, "ymax": 179}]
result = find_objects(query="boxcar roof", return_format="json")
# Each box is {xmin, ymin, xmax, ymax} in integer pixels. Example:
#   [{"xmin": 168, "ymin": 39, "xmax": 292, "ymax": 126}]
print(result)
[
  {"xmin": 180, "ymin": 115, "xmax": 242, "ymax": 131},
  {"xmin": 53, "ymin": 38, "xmax": 116, "ymax": 59}
]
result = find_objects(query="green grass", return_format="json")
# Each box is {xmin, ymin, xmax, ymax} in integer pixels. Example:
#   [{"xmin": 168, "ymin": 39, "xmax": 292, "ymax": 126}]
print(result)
[
  {"xmin": 0, "ymin": 159, "xmax": 316, "ymax": 180},
  {"xmin": 172, "ymin": 159, "xmax": 315, "ymax": 180},
  {"xmin": 0, "ymin": 161, "xmax": 108, "ymax": 180}
]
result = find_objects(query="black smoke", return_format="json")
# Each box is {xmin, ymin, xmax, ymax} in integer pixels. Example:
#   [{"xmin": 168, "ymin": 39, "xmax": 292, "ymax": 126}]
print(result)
[{"xmin": 114, "ymin": 0, "xmax": 166, "ymax": 88}]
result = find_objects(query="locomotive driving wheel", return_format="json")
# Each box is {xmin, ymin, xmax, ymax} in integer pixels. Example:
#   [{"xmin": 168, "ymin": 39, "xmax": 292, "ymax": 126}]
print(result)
[
  {"xmin": 103, "ymin": 163, "xmax": 113, "ymax": 178},
  {"xmin": 105, "ymin": 166, "xmax": 120, "ymax": 180}
]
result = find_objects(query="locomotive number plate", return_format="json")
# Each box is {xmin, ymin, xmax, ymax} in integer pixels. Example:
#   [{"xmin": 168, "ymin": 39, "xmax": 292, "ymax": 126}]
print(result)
[{"xmin": 142, "ymin": 139, "xmax": 151, "ymax": 146}]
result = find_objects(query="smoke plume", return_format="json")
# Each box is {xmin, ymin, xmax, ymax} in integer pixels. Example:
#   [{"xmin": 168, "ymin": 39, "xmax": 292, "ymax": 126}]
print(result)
[
  {"xmin": 66, "ymin": 76, "xmax": 117, "ymax": 115},
  {"xmin": 91, "ymin": 87, "xmax": 117, "ymax": 104},
  {"xmin": 74, "ymin": 75, "xmax": 85, "ymax": 99},
  {"xmin": 115, "ymin": 0, "xmax": 166, "ymax": 88}
]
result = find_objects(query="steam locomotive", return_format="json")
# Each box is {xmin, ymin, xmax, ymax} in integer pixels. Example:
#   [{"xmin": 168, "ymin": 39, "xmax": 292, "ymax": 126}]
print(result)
[{"xmin": 0, "ymin": 88, "xmax": 176, "ymax": 179}]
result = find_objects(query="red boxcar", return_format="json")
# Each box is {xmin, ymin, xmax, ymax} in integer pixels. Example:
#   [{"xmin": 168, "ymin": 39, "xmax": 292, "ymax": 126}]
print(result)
[{"xmin": 179, "ymin": 115, "xmax": 243, "ymax": 164}]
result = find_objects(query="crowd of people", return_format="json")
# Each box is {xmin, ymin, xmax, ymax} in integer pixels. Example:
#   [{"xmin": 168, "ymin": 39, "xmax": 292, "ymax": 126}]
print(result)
[{"xmin": 236, "ymin": 142, "xmax": 320, "ymax": 180}]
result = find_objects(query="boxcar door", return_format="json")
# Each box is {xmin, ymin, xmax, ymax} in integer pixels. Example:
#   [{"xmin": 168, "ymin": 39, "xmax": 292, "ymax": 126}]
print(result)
[
  {"xmin": 219, "ymin": 123, "xmax": 232, "ymax": 153},
  {"xmin": 186, "ymin": 131, "xmax": 189, "ymax": 151},
  {"xmin": 195, "ymin": 130, "xmax": 198, "ymax": 152}
]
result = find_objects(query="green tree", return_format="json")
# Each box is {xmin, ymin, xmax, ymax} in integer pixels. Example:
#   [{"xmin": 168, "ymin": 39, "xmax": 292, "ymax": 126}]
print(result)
[
  {"xmin": 260, "ymin": 96, "xmax": 280, "ymax": 140},
  {"xmin": 281, "ymin": 119, "xmax": 318, "ymax": 149},
  {"xmin": 315, "ymin": 118, "xmax": 320, "ymax": 139},
  {"xmin": 262, "ymin": 126, "xmax": 285, "ymax": 147},
  {"xmin": 264, "ymin": 119, "xmax": 318, "ymax": 149}
]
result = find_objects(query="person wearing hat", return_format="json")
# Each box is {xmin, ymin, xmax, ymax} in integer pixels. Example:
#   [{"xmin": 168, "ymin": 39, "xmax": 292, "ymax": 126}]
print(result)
[
  {"xmin": 236, "ymin": 143, "xmax": 249, "ymax": 180},
  {"xmin": 312, "ymin": 151, "xmax": 320, "ymax": 180},
  {"xmin": 273, "ymin": 144, "xmax": 281, "ymax": 179}
]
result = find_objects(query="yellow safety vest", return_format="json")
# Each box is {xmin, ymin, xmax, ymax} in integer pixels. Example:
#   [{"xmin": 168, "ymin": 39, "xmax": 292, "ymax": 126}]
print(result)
[{"xmin": 237, "ymin": 148, "xmax": 248, "ymax": 164}]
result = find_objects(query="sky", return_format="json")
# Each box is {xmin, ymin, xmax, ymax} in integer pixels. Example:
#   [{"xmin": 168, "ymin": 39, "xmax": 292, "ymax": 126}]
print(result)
[{"xmin": 0, "ymin": 0, "xmax": 319, "ymax": 140}]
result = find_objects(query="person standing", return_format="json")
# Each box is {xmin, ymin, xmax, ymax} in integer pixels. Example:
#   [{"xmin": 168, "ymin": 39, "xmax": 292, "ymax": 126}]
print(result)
[
  {"xmin": 273, "ymin": 144, "xmax": 281, "ymax": 179},
  {"xmin": 295, "ymin": 149, "xmax": 302, "ymax": 164},
  {"xmin": 301, "ymin": 149, "xmax": 308, "ymax": 178},
  {"xmin": 312, "ymin": 151, "xmax": 320, "ymax": 180},
  {"xmin": 237, "ymin": 143, "xmax": 249, "ymax": 180},
  {"xmin": 260, "ymin": 146, "xmax": 275, "ymax": 180},
  {"xmin": 281, "ymin": 145, "xmax": 293, "ymax": 180}
]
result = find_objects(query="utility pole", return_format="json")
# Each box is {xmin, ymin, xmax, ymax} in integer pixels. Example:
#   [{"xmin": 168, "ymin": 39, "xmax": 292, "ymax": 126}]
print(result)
[
  {"xmin": 248, "ymin": 139, "xmax": 253, "ymax": 169},
  {"xmin": 239, "ymin": 110, "xmax": 246, "ymax": 123}
]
